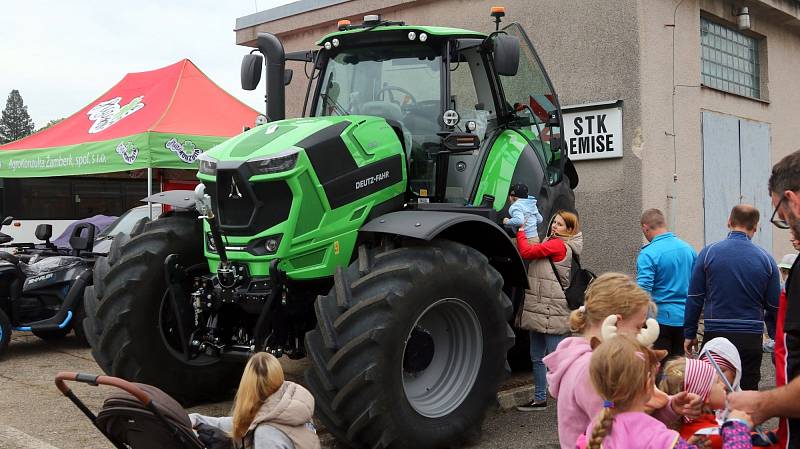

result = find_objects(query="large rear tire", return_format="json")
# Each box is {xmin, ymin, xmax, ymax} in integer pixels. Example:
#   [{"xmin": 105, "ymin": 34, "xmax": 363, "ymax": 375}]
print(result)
[
  {"xmin": 83, "ymin": 214, "xmax": 242, "ymax": 402},
  {"xmin": 305, "ymin": 240, "xmax": 514, "ymax": 449},
  {"xmin": 0, "ymin": 308, "xmax": 11, "ymax": 359}
]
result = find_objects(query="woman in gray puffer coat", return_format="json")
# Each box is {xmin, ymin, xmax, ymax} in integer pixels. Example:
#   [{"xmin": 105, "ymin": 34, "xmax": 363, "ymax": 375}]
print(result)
[
  {"xmin": 513, "ymin": 210, "xmax": 583, "ymax": 412},
  {"xmin": 190, "ymin": 352, "xmax": 320, "ymax": 449}
]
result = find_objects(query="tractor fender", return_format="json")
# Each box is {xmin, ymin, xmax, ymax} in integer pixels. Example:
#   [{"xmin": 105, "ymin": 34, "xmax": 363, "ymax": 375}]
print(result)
[{"xmin": 361, "ymin": 211, "xmax": 528, "ymax": 289}]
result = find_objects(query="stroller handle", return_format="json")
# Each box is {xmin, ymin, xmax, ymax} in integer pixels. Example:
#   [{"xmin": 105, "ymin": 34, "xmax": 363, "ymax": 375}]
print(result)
[{"xmin": 55, "ymin": 371, "xmax": 152, "ymax": 405}]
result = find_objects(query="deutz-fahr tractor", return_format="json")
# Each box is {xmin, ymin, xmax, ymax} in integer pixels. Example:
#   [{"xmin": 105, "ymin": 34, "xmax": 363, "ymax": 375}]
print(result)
[{"xmin": 84, "ymin": 10, "xmax": 578, "ymax": 449}]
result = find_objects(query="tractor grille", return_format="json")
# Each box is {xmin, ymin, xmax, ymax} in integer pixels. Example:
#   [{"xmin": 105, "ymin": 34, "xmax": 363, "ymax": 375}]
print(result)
[{"xmin": 205, "ymin": 171, "xmax": 292, "ymax": 236}]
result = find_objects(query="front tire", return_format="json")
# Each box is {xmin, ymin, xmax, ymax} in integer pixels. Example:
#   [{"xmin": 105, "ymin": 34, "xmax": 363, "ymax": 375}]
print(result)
[
  {"xmin": 83, "ymin": 214, "xmax": 241, "ymax": 402},
  {"xmin": 305, "ymin": 240, "xmax": 514, "ymax": 449}
]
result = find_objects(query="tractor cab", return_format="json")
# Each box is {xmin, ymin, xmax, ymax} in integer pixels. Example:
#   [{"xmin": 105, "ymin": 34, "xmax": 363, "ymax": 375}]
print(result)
[{"xmin": 242, "ymin": 12, "xmax": 570, "ymax": 211}]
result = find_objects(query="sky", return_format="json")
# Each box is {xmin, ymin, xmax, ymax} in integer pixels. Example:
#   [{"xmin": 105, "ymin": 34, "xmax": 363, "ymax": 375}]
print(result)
[{"xmin": 0, "ymin": 0, "xmax": 298, "ymax": 128}]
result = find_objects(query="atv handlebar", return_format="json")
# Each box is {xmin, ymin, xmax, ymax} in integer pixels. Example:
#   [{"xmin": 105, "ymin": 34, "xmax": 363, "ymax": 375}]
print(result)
[{"xmin": 55, "ymin": 371, "xmax": 152, "ymax": 405}]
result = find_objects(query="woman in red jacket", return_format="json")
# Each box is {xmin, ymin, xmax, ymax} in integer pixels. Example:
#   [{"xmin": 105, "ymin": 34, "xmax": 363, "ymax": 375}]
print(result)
[{"xmin": 515, "ymin": 210, "xmax": 583, "ymax": 411}]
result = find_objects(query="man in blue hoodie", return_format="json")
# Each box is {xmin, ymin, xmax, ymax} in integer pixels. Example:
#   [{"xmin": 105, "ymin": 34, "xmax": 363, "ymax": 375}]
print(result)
[
  {"xmin": 637, "ymin": 208, "xmax": 697, "ymax": 358},
  {"xmin": 684, "ymin": 204, "xmax": 780, "ymax": 391}
]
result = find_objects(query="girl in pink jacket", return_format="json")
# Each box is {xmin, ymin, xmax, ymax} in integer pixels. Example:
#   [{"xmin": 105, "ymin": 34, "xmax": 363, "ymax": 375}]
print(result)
[
  {"xmin": 544, "ymin": 273, "xmax": 702, "ymax": 449},
  {"xmin": 575, "ymin": 335, "xmax": 752, "ymax": 449}
]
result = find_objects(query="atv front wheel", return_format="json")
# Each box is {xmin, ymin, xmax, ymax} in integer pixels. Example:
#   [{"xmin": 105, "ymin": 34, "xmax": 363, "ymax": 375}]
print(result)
[
  {"xmin": 305, "ymin": 240, "xmax": 514, "ymax": 449},
  {"xmin": 83, "ymin": 213, "xmax": 241, "ymax": 402}
]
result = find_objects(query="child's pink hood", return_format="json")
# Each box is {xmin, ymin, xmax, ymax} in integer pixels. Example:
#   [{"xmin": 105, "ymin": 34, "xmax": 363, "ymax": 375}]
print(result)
[{"xmin": 544, "ymin": 337, "xmax": 602, "ymax": 449}]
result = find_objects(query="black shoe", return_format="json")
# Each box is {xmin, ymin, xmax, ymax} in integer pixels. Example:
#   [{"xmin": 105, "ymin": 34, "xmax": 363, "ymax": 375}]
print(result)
[{"xmin": 516, "ymin": 399, "xmax": 548, "ymax": 411}]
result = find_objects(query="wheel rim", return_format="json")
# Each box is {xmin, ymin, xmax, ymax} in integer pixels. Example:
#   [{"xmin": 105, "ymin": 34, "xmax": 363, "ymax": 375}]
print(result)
[
  {"xmin": 401, "ymin": 298, "xmax": 483, "ymax": 418},
  {"xmin": 158, "ymin": 263, "xmax": 217, "ymax": 366}
]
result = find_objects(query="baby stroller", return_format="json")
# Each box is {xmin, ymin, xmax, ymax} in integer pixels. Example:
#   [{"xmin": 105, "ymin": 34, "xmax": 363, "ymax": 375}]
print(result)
[{"xmin": 55, "ymin": 371, "xmax": 205, "ymax": 449}]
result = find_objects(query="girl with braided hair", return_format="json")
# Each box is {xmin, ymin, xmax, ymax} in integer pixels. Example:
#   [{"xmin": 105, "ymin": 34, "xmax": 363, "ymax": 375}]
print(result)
[
  {"xmin": 576, "ymin": 335, "xmax": 752, "ymax": 449},
  {"xmin": 545, "ymin": 273, "xmax": 704, "ymax": 449}
]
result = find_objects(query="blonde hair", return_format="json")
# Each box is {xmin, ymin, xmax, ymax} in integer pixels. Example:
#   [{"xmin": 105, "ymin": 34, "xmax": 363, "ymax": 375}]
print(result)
[
  {"xmin": 553, "ymin": 210, "xmax": 580, "ymax": 237},
  {"xmin": 658, "ymin": 358, "xmax": 687, "ymax": 396},
  {"xmin": 587, "ymin": 336, "xmax": 660, "ymax": 449},
  {"xmin": 569, "ymin": 272, "xmax": 655, "ymax": 333},
  {"xmin": 231, "ymin": 352, "xmax": 285, "ymax": 440}
]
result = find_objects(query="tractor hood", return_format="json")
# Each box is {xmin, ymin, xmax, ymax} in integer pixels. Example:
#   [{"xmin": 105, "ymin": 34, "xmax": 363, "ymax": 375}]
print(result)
[{"xmin": 203, "ymin": 116, "xmax": 355, "ymax": 162}]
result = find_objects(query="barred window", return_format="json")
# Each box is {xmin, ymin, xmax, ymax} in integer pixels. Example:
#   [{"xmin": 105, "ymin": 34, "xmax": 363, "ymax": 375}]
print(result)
[{"xmin": 701, "ymin": 17, "xmax": 761, "ymax": 98}]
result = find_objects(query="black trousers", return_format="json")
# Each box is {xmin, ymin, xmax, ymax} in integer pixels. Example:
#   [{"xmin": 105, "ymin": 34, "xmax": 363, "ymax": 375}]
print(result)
[
  {"xmin": 702, "ymin": 331, "xmax": 763, "ymax": 391},
  {"xmin": 654, "ymin": 324, "xmax": 685, "ymax": 360}
]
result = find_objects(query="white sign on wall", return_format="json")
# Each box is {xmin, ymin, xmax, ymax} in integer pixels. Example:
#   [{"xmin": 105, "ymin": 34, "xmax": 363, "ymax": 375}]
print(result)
[{"xmin": 562, "ymin": 102, "xmax": 623, "ymax": 161}]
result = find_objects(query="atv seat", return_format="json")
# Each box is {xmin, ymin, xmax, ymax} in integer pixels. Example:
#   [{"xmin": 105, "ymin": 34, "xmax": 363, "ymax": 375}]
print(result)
[
  {"xmin": 55, "ymin": 372, "xmax": 204, "ymax": 449},
  {"xmin": 19, "ymin": 256, "xmax": 84, "ymax": 278}
]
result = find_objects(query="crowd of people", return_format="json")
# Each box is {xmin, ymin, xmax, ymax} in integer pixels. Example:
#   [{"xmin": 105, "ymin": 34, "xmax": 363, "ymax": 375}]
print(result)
[
  {"xmin": 508, "ymin": 150, "xmax": 800, "ymax": 448},
  {"xmin": 175, "ymin": 151, "xmax": 800, "ymax": 449}
]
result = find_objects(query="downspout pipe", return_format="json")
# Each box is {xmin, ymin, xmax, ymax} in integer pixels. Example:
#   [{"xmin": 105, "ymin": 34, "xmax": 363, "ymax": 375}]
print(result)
[{"xmin": 257, "ymin": 33, "xmax": 286, "ymax": 122}]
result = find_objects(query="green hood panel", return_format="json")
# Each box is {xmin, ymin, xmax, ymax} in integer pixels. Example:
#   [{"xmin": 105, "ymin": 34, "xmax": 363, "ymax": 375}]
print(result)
[{"xmin": 206, "ymin": 116, "xmax": 351, "ymax": 161}]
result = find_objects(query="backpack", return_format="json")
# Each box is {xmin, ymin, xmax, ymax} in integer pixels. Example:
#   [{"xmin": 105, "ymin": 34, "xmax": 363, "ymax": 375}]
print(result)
[{"xmin": 549, "ymin": 251, "xmax": 596, "ymax": 310}]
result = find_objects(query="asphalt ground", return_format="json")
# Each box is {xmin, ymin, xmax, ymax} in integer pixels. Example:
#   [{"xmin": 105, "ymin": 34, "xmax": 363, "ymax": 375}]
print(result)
[{"xmin": 0, "ymin": 330, "xmax": 777, "ymax": 449}]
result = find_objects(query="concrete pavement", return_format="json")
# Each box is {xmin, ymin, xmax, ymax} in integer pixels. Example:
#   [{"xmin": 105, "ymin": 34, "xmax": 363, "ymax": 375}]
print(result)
[{"xmin": 0, "ymin": 331, "xmax": 777, "ymax": 449}]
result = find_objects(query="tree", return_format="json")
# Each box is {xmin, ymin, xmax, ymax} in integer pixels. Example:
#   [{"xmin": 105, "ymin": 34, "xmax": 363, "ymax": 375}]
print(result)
[
  {"xmin": 0, "ymin": 90, "xmax": 35, "ymax": 144},
  {"xmin": 36, "ymin": 118, "xmax": 65, "ymax": 132}
]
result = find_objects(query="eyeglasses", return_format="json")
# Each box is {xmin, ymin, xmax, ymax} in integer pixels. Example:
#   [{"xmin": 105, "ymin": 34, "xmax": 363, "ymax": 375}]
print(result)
[{"xmin": 771, "ymin": 196, "xmax": 790, "ymax": 229}]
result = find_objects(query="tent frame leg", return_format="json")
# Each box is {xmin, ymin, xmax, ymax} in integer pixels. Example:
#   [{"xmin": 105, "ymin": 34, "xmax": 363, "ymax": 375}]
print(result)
[{"xmin": 147, "ymin": 167, "xmax": 153, "ymax": 219}]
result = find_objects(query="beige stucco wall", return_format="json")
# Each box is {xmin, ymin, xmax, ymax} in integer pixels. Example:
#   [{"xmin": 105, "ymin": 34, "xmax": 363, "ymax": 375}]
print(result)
[{"xmin": 638, "ymin": 0, "xmax": 800, "ymax": 260}]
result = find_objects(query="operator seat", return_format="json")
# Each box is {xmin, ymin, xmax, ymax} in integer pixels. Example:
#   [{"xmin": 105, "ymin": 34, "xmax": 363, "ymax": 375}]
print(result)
[{"xmin": 360, "ymin": 101, "xmax": 413, "ymax": 156}]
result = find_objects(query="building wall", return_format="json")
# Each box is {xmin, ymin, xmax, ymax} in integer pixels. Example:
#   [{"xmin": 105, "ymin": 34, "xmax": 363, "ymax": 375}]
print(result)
[
  {"xmin": 237, "ymin": 0, "xmax": 646, "ymax": 275},
  {"xmin": 638, "ymin": 0, "xmax": 800, "ymax": 260}
]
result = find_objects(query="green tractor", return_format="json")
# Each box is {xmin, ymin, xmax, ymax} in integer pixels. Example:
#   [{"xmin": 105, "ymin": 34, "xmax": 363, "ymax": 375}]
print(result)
[{"xmin": 84, "ymin": 10, "xmax": 578, "ymax": 449}]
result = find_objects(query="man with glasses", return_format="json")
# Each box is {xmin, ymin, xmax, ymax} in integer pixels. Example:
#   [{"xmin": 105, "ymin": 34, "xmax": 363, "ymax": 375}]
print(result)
[{"xmin": 729, "ymin": 149, "xmax": 800, "ymax": 449}]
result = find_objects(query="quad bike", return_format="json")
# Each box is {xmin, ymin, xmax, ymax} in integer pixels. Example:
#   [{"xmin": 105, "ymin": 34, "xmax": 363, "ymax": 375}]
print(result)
[
  {"xmin": 85, "ymin": 9, "xmax": 578, "ymax": 449},
  {"xmin": 0, "ymin": 217, "xmax": 96, "ymax": 357}
]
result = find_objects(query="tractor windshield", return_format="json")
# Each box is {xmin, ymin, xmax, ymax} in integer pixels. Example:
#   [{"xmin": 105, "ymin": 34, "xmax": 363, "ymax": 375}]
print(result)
[{"xmin": 315, "ymin": 44, "xmax": 445, "ymax": 198}]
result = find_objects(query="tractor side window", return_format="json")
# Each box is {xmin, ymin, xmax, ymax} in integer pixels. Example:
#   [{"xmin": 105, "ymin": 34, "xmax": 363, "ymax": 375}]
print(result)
[
  {"xmin": 443, "ymin": 47, "xmax": 496, "ymax": 204},
  {"xmin": 449, "ymin": 47, "xmax": 491, "ymax": 141},
  {"xmin": 498, "ymin": 23, "xmax": 563, "ymax": 185}
]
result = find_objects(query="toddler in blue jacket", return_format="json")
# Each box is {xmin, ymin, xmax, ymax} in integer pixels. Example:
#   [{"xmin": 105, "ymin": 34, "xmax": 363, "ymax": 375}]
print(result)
[{"xmin": 503, "ymin": 183, "xmax": 543, "ymax": 239}]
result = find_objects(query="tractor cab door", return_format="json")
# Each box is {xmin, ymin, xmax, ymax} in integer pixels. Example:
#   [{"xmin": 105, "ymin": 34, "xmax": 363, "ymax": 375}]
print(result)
[{"xmin": 499, "ymin": 23, "xmax": 564, "ymax": 186}]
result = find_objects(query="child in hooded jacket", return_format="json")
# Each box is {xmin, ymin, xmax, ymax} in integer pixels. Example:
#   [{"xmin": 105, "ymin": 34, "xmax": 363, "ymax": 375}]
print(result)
[
  {"xmin": 544, "ymin": 273, "xmax": 704, "ymax": 449},
  {"xmin": 504, "ymin": 183, "xmax": 543, "ymax": 239},
  {"xmin": 575, "ymin": 335, "xmax": 752, "ymax": 449}
]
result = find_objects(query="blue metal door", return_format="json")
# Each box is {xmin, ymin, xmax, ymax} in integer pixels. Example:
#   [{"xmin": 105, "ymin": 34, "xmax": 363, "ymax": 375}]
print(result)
[
  {"xmin": 702, "ymin": 111, "xmax": 772, "ymax": 250},
  {"xmin": 702, "ymin": 111, "xmax": 740, "ymax": 246},
  {"xmin": 739, "ymin": 119, "xmax": 773, "ymax": 251}
]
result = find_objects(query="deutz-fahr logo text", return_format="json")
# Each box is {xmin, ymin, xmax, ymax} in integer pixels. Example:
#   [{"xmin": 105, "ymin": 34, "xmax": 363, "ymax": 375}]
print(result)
[
  {"xmin": 355, "ymin": 170, "xmax": 391, "ymax": 190},
  {"xmin": 116, "ymin": 141, "xmax": 139, "ymax": 164},
  {"xmin": 165, "ymin": 138, "xmax": 203, "ymax": 163},
  {"xmin": 26, "ymin": 272, "xmax": 54, "ymax": 285},
  {"xmin": 87, "ymin": 96, "xmax": 145, "ymax": 134}
]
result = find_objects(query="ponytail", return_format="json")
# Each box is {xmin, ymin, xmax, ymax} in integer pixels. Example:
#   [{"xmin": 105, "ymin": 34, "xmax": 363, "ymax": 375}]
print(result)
[
  {"xmin": 587, "ymin": 407, "xmax": 614, "ymax": 449},
  {"xmin": 569, "ymin": 306, "xmax": 588, "ymax": 333}
]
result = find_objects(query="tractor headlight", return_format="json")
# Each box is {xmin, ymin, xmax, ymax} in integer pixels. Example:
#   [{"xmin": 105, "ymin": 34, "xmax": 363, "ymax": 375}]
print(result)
[
  {"xmin": 206, "ymin": 232, "xmax": 217, "ymax": 252},
  {"xmin": 198, "ymin": 153, "xmax": 217, "ymax": 176},
  {"xmin": 247, "ymin": 151, "xmax": 299, "ymax": 175}
]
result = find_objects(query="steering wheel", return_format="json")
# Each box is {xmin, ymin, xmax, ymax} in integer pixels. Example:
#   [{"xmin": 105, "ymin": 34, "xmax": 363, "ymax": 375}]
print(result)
[{"xmin": 377, "ymin": 86, "xmax": 417, "ymax": 107}]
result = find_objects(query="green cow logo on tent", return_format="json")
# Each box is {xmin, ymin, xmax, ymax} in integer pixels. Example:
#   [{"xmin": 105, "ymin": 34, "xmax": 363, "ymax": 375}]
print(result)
[
  {"xmin": 116, "ymin": 141, "xmax": 139, "ymax": 164},
  {"xmin": 165, "ymin": 138, "xmax": 203, "ymax": 163},
  {"xmin": 88, "ymin": 96, "xmax": 145, "ymax": 134}
]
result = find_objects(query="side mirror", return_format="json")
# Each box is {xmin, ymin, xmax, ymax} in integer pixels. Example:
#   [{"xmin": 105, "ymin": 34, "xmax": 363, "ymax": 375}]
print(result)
[
  {"xmin": 1, "ymin": 216, "xmax": 12, "ymax": 226},
  {"xmin": 241, "ymin": 53, "xmax": 264, "ymax": 91},
  {"xmin": 493, "ymin": 34, "xmax": 520, "ymax": 76},
  {"xmin": 284, "ymin": 69, "xmax": 293, "ymax": 86}
]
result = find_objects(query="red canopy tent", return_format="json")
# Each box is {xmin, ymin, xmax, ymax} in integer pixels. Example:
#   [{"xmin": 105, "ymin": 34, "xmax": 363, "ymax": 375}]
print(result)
[{"xmin": 0, "ymin": 59, "xmax": 260, "ymax": 180}]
